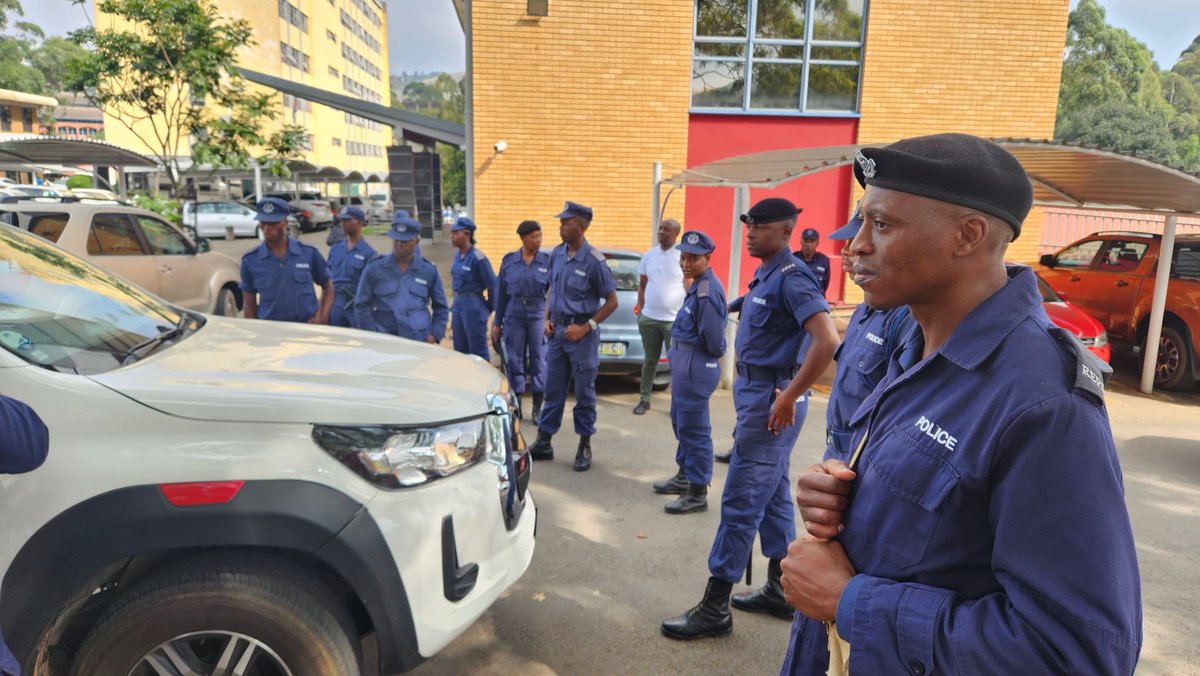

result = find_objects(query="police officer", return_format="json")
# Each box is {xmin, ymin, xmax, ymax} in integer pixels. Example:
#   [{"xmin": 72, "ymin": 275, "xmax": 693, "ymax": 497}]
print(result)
[
  {"xmin": 661, "ymin": 197, "xmax": 838, "ymax": 640},
  {"xmin": 492, "ymin": 220, "xmax": 552, "ymax": 420},
  {"xmin": 781, "ymin": 134, "xmax": 1141, "ymax": 674},
  {"xmin": 327, "ymin": 206, "xmax": 377, "ymax": 328},
  {"xmin": 651, "ymin": 230, "xmax": 727, "ymax": 514},
  {"xmin": 449, "ymin": 216, "xmax": 497, "ymax": 360},
  {"xmin": 794, "ymin": 227, "xmax": 831, "ymax": 294},
  {"xmin": 823, "ymin": 203, "xmax": 914, "ymax": 460},
  {"xmin": 240, "ymin": 197, "xmax": 333, "ymax": 323},
  {"xmin": 353, "ymin": 213, "xmax": 449, "ymax": 343},
  {"xmin": 525, "ymin": 201, "xmax": 618, "ymax": 472}
]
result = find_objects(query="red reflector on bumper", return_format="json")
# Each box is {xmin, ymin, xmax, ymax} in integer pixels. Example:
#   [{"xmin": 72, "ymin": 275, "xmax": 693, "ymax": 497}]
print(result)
[{"xmin": 160, "ymin": 481, "xmax": 245, "ymax": 506}]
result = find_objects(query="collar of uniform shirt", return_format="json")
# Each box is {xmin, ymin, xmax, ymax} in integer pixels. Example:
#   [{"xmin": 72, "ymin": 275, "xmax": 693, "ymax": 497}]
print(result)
[
  {"xmin": 256, "ymin": 237, "xmax": 304, "ymax": 259},
  {"xmin": 563, "ymin": 239, "xmax": 593, "ymax": 261},
  {"xmin": 932, "ymin": 265, "xmax": 1040, "ymax": 370},
  {"xmin": 753, "ymin": 247, "xmax": 796, "ymax": 282}
]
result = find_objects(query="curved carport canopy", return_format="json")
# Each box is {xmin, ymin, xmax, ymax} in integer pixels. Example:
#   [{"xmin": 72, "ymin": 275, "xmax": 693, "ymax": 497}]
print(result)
[
  {"xmin": 0, "ymin": 135, "xmax": 157, "ymax": 191},
  {"xmin": 658, "ymin": 139, "xmax": 1200, "ymax": 393}
]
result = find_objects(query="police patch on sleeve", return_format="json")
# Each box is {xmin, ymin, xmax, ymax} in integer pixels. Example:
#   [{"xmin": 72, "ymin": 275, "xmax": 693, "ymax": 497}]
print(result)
[{"xmin": 1049, "ymin": 327, "xmax": 1110, "ymax": 400}]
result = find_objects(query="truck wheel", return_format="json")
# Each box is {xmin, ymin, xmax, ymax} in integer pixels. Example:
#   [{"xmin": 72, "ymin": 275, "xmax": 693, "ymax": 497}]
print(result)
[
  {"xmin": 215, "ymin": 285, "xmax": 240, "ymax": 317},
  {"xmin": 1154, "ymin": 325, "xmax": 1196, "ymax": 391},
  {"xmin": 70, "ymin": 558, "xmax": 360, "ymax": 676}
]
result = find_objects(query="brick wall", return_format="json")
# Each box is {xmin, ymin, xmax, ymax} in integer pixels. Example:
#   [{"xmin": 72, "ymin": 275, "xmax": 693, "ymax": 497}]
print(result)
[{"xmin": 470, "ymin": 0, "xmax": 693, "ymax": 260}]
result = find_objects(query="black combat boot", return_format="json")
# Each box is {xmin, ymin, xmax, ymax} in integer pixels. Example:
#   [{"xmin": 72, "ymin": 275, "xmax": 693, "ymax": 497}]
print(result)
[
  {"xmin": 531, "ymin": 392, "xmax": 544, "ymax": 422},
  {"xmin": 731, "ymin": 558, "xmax": 794, "ymax": 620},
  {"xmin": 660, "ymin": 577, "xmax": 734, "ymax": 640},
  {"xmin": 665, "ymin": 483, "xmax": 707, "ymax": 514},
  {"xmin": 573, "ymin": 435, "xmax": 592, "ymax": 472},
  {"xmin": 714, "ymin": 447, "xmax": 733, "ymax": 464},
  {"xmin": 528, "ymin": 430, "xmax": 554, "ymax": 460},
  {"xmin": 652, "ymin": 469, "xmax": 688, "ymax": 495}
]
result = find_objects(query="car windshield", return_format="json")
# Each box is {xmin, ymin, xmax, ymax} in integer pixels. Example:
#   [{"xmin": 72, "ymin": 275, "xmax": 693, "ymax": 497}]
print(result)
[
  {"xmin": 1037, "ymin": 275, "xmax": 1062, "ymax": 302},
  {"xmin": 0, "ymin": 224, "xmax": 188, "ymax": 375},
  {"xmin": 605, "ymin": 255, "xmax": 641, "ymax": 292}
]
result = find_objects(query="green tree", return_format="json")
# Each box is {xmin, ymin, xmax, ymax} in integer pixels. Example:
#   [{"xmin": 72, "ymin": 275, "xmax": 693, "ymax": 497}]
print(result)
[
  {"xmin": 66, "ymin": 0, "xmax": 303, "ymax": 197},
  {"xmin": 66, "ymin": 174, "xmax": 93, "ymax": 189},
  {"xmin": 1057, "ymin": 100, "xmax": 1177, "ymax": 159},
  {"xmin": 1057, "ymin": 0, "xmax": 1166, "ymax": 121},
  {"xmin": 32, "ymin": 37, "xmax": 89, "ymax": 93}
]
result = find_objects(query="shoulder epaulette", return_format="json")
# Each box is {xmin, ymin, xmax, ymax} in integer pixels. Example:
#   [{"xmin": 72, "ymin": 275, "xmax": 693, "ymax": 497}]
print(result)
[
  {"xmin": 588, "ymin": 247, "xmax": 606, "ymax": 262},
  {"xmin": 698, "ymin": 279, "xmax": 710, "ymax": 298},
  {"xmin": 1049, "ymin": 326, "xmax": 1110, "ymax": 401},
  {"xmin": 473, "ymin": 248, "xmax": 486, "ymax": 261}
]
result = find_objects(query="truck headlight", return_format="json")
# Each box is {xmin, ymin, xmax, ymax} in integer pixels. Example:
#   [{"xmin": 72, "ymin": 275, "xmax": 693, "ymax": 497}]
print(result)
[{"xmin": 313, "ymin": 419, "xmax": 488, "ymax": 488}]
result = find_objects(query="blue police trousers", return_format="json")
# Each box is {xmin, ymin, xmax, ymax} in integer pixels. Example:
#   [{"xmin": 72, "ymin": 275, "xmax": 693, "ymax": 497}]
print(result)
[
  {"xmin": 503, "ymin": 314, "xmax": 546, "ymax": 395},
  {"xmin": 329, "ymin": 293, "xmax": 355, "ymax": 328},
  {"xmin": 452, "ymin": 293, "xmax": 490, "ymax": 360},
  {"xmin": 537, "ymin": 326, "xmax": 599, "ymax": 436},
  {"xmin": 669, "ymin": 348, "xmax": 721, "ymax": 486}
]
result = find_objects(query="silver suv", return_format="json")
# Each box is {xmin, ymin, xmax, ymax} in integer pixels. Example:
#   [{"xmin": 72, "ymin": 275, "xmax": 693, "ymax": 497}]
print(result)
[{"xmin": 265, "ymin": 191, "xmax": 334, "ymax": 231}]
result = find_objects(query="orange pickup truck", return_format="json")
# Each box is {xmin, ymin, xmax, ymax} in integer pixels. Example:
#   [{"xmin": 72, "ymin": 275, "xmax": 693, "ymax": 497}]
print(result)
[{"xmin": 1039, "ymin": 232, "xmax": 1200, "ymax": 390}]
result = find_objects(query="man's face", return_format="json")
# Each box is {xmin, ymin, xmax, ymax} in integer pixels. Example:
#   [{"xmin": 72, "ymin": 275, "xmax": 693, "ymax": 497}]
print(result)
[
  {"xmin": 839, "ymin": 241, "xmax": 855, "ymax": 274},
  {"xmin": 392, "ymin": 238, "xmax": 418, "ymax": 261},
  {"xmin": 341, "ymin": 218, "xmax": 363, "ymax": 238},
  {"xmin": 520, "ymin": 230, "xmax": 543, "ymax": 251},
  {"xmin": 800, "ymin": 237, "xmax": 818, "ymax": 257},
  {"xmin": 261, "ymin": 220, "xmax": 287, "ymax": 246},
  {"xmin": 658, "ymin": 220, "xmax": 680, "ymax": 249},
  {"xmin": 745, "ymin": 218, "xmax": 792, "ymax": 260},
  {"xmin": 848, "ymin": 187, "xmax": 961, "ymax": 310},
  {"xmin": 679, "ymin": 252, "xmax": 710, "ymax": 278},
  {"xmin": 559, "ymin": 216, "xmax": 586, "ymax": 243}
]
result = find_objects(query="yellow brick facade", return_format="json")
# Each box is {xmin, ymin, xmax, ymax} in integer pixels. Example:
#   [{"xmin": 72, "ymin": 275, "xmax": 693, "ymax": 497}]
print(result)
[
  {"xmin": 469, "ymin": 0, "xmax": 693, "ymax": 262},
  {"xmin": 843, "ymin": 0, "xmax": 1069, "ymax": 303}
]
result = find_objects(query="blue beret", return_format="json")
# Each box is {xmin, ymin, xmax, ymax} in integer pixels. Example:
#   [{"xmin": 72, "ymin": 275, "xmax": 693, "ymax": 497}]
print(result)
[
  {"xmin": 676, "ymin": 230, "xmax": 715, "ymax": 255},
  {"xmin": 388, "ymin": 212, "xmax": 421, "ymax": 240},
  {"xmin": 337, "ymin": 206, "xmax": 366, "ymax": 221},
  {"xmin": 255, "ymin": 197, "xmax": 290, "ymax": 223},
  {"xmin": 740, "ymin": 197, "xmax": 801, "ymax": 225},
  {"xmin": 450, "ymin": 216, "xmax": 476, "ymax": 231},
  {"xmin": 828, "ymin": 201, "xmax": 864, "ymax": 241},
  {"xmin": 554, "ymin": 201, "xmax": 593, "ymax": 221},
  {"xmin": 853, "ymin": 133, "xmax": 1032, "ymax": 238}
]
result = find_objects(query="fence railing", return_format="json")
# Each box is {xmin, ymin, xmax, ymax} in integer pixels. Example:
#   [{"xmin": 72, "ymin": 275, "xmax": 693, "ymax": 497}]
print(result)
[{"xmin": 1041, "ymin": 208, "xmax": 1200, "ymax": 255}]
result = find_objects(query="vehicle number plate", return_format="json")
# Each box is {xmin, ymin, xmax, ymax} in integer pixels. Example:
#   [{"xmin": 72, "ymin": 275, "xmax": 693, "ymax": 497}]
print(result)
[{"xmin": 598, "ymin": 342, "xmax": 626, "ymax": 357}]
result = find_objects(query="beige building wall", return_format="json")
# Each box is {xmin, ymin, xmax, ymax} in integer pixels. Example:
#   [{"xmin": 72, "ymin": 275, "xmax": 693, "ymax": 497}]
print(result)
[{"xmin": 469, "ymin": 0, "xmax": 693, "ymax": 261}]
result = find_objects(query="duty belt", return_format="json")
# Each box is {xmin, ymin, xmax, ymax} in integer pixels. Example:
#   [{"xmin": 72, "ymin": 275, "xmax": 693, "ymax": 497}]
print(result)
[
  {"xmin": 735, "ymin": 362, "xmax": 799, "ymax": 382},
  {"xmin": 673, "ymin": 342, "xmax": 699, "ymax": 351},
  {"xmin": 554, "ymin": 314, "xmax": 591, "ymax": 325},
  {"xmin": 512, "ymin": 296, "xmax": 544, "ymax": 306}
]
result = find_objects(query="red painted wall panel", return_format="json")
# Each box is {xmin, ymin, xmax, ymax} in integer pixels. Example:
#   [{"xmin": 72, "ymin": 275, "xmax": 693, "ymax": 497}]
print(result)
[{"xmin": 683, "ymin": 114, "xmax": 858, "ymax": 302}]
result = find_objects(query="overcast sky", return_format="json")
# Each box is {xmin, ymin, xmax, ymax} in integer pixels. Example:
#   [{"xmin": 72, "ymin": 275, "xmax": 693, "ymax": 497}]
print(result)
[{"xmin": 11, "ymin": 1, "xmax": 1198, "ymax": 75}]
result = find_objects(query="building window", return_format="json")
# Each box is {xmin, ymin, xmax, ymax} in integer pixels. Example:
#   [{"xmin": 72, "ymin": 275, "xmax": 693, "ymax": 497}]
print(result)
[
  {"xmin": 280, "ymin": 43, "xmax": 310, "ymax": 73},
  {"xmin": 339, "ymin": 9, "xmax": 381, "ymax": 53},
  {"xmin": 329, "ymin": 65, "xmax": 339, "ymax": 78},
  {"xmin": 278, "ymin": 0, "xmax": 308, "ymax": 32},
  {"xmin": 332, "ymin": 137, "xmax": 342, "ymax": 147},
  {"xmin": 0, "ymin": 107, "xmax": 10, "ymax": 132},
  {"xmin": 691, "ymin": 0, "xmax": 865, "ymax": 114},
  {"xmin": 327, "ymin": 29, "xmax": 337, "ymax": 42},
  {"xmin": 21, "ymin": 107, "xmax": 33, "ymax": 131},
  {"xmin": 282, "ymin": 93, "xmax": 313, "ymax": 112}
]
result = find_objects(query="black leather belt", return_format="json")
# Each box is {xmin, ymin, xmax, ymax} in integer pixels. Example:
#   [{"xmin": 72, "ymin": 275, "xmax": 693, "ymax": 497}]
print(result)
[
  {"xmin": 673, "ymin": 342, "xmax": 700, "ymax": 351},
  {"xmin": 736, "ymin": 362, "xmax": 799, "ymax": 382},
  {"xmin": 513, "ymin": 297, "xmax": 543, "ymax": 306},
  {"xmin": 554, "ymin": 314, "xmax": 590, "ymax": 325}
]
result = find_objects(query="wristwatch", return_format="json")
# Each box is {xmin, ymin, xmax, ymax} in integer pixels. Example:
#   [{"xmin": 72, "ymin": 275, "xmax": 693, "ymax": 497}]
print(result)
[{"xmin": 587, "ymin": 318, "xmax": 599, "ymax": 331}]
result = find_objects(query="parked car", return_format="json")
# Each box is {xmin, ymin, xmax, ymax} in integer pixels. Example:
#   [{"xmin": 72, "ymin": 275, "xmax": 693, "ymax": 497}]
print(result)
[
  {"xmin": 368, "ymin": 192, "xmax": 393, "ymax": 221},
  {"xmin": 1037, "ymin": 272, "xmax": 1110, "ymax": 363},
  {"xmin": 1038, "ymin": 232, "xmax": 1200, "ymax": 390},
  {"xmin": 9, "ymin": 184, "xmax": 66, "ymax": 198},
  {"xmin": 68, "ymin": 187, "xmax": 128, "ymax": 204},
  {"xmin": 183, "ymin": 199, "xmax": 266, "ymax": 238},
  {"xmin": 264, "ymin": 190, "xmax": 334, "ymax": 231},
  {"xmin": 597, "ymin": 249, "xmax": 671, "ymax": 389},
  {"xmin": 0, "ymin": 224, "xmax": 535, "ymax": 675},
  {"xmin": 0, "ymin": 201, "xmax": 243, "ymax": 316}
]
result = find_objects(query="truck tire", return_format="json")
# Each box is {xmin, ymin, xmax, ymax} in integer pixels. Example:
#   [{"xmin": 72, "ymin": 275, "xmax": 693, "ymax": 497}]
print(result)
[
  {"xmin": 1154, "ymin": 325, "xmax": 1196, "ymax": 391},
  {"xmin": 70, "ymin": 557, "xmax": 360, "ymax": 676}
]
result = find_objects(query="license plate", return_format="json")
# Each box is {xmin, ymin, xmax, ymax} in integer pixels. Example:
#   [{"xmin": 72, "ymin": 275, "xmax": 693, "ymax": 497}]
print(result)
[{"xmin": 598, "ymin": 342, "xmax": 626, "ymax": 357}]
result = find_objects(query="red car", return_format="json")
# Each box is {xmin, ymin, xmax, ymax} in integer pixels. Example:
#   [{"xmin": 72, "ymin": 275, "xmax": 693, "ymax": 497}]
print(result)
[{"xmin": 1038, "ymin": 273, "xmax": 1111, "ymax": 363}]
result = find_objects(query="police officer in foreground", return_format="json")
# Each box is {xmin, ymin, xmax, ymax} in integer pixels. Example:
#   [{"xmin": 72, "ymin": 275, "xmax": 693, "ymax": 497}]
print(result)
[
  {"xmin": 781, "ymin": 134, "xmax": 1140, "ymax": 674},
  {"xmin": 794, "ymin": 228, "xmax": 831, "ymax": 294},
  {"xmin": 240, "ymin": 197, "xmax": 333, "ymax": 323},
  {"xmin": 526, "ymin": 201, "xmax": 618, "ymax": 472},
  {"xmin": 449, "ymin": 217, "xmax": 497, "ymax": 360},
  {"xmin": 651, "ymin": 230, "xmax": 727, "ymax": 514},
  {"xmin": 492, "ymin": 220, "xmax": 552, "ymax": 420},
  {"xmin": 661, "ymin": 197, "xmax": 838, "ymax": 640},
  {"xmin": 326, "ymin": 206, "xmax": 377, "ymax": 328},
  {"xmin": 353, "ymin": 213, "xmax": 449, "ymax": 343}
]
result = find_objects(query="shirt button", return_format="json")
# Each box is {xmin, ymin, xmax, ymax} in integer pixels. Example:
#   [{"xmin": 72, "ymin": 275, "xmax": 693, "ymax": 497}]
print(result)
[
  {"xmin": 858, "ymin": 361, "xmax": 865, "ymax": 368},
  {"xmin": 910, "ymin": 660, "xmax": 925, "ymax": 675}
]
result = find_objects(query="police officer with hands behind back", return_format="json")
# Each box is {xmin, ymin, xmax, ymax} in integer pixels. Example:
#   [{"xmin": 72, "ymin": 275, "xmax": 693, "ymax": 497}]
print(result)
[
  {"xmin": 326, "ymin": 206, "xmax": 377, "ymax": 328},
  {"xmin": 449, "ymin": 216, "xmax": 497, "ymax": 360},
  {"xmin": 526, "ymin": 201, "xmax": 618, "ymax": 472},
  {"xmin": 240, "ymin": 197, "xmax": 333, "ymax": 323},
  {"xmin": 492, "ymin": 220, "xmax": 553, "ymax": 421},
  {"xmin": 651, "ymin": 230, "xmax": 727, "ymax": 515},
  {"xmin": 780, "ymin": 134, "xmax": 1141, "ymax": 675},
  {"xmin": 662, "ymin": 196, "xmax": 839, "ymax": 641},
  {"xmin": 353, "ymin": 213, "xmax": 449, "ymax": 344}
]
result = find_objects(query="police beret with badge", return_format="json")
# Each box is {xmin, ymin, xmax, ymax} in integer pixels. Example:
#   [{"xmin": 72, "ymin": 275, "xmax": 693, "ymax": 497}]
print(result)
[
  {"xmin": 337, "ymin": 206, "xmax": 366, "ymax": 221},
  {"xmin": 450, "ymin": 216, "xmax": 476, "ymax": 232},
  {"xmin": 828, "ymin": 201, "xmax": 864, "ymax": 241},
  {"xmin": 387, "ymin": 211, "xmax": 422, "ymax": 241},
  {"xmin": 852, "ymin": 133, "xmax": 1033, "ymax": 239},
  {"xmin": 676, "ymin": 230, "xmax": 715, "ymax": 255},
  {"xmin": 516, "ymin": 219, "xmax": 541, "ymax": 236},
  {"xmin": 554, "ymin": 201, "xmax": 593, "ymax": 221},
  {"xmin": 740, "ymin": 197, "xmax": 802, "ymax": 225},
  {"xmin": 254, "ymin": 197, "xmax": 290, "ymax": 223}
]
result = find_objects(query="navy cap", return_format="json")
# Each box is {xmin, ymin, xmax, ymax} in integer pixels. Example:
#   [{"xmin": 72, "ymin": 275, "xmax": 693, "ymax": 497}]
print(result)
[
  {"xmin": 516, "ymin": 220, "xmax": 541, "ymax": 236},
  {"xmin": 387, "ymin": 211, "xmax": 421, "ymax": 241},
  {"xmin": 676, "ymin": 230, "xmax": 715, "ymax": 255},
  {"xmin": 828, "ymin": 202, "xmax": 864, "ymax": 240},
  {"xmin": 801, "ymin": 228, "xmax": 820, "ymax": 241},
  {"xmin": 554, "ymin": 201, "xmax": 593, "ymax": 221},
  {"xmin": 852, "ymin": 133, "xmax": 1032, "ymax": 239},
  {"xmin": 740, "ymin": 197, "xmax": 801, "ymax": 225},
  {"xmin": 337, "ymin": 206, "xmax": 365, "ymax": 221},
  {"xmin": 255, "ymin": 197, "xmax": 290, "ymax": 223},
  {"xmin": 450, "ymin": 216, "xmax": 476, "ymax": 231}
]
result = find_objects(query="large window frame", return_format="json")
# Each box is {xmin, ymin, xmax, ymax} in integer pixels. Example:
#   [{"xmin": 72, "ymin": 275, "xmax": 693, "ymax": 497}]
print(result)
[{"xmin": 691, "ymin": 0, "xmax": 868, "ymax": 116}]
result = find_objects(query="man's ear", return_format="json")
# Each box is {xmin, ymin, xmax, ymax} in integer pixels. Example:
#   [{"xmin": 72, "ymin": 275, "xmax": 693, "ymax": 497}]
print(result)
[{"xmin": 953, "ymin": 213, "xmax": 993, "ymax": 257}]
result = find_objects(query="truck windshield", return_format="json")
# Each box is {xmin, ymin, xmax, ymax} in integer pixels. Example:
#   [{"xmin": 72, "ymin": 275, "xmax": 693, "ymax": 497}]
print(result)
[{"xmin": 0, "ymin": 224, "xmax": 186, "ymax": 375}]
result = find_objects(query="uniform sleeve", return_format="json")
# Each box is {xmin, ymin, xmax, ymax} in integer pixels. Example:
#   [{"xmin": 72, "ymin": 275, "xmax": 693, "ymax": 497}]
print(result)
[
  {"xmin": 837, "ymin": 395, "xmax": 1141, "ymax": 675},
  {"xmin": 353, "ymin": 266, "xmax": 377, "ymax": 332},
  {"xmin": 239, "ymin": 256, "xmax": 256, "ymax": 293},
  {"xmin": 728, "ymin": 295, "xmax": 744, "ymax": 314},
  {"xmin": 697, "ymin": 292, "xmax": 728, "ymax": 358},
  {"xmin": 0, "ymin": 395, "xmax": 49, "ymax": 474},
  {"xmin": 429, "ymin": 267, "xmax": 450, "ymax": 342},
  {"xmin": 819, "ymin": 256, "xmax": 831, "ymax": 293},
  {"xmin": 310, "ymin": 248, "xmax": 331, "ymax": 285},
  {"xmin": 479, "ymin": 254, "xmax": 497, "ymax": 313},
  {"xmin": 782, "ymin": 272, "xmax": 830, "ymax": 326},
  {"xmin": 494, "ymin": 259, "xmax": 509, "ymax": 328},
  {"xmin": 594, "ymin": 257, "xmax": 617, "ymax": 298}
]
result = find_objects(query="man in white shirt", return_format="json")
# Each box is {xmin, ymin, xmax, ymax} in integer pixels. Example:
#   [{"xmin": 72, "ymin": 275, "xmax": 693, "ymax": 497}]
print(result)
[{"xmin": 634, "ymin": 218, "xmax": 685, "ymax": 414}]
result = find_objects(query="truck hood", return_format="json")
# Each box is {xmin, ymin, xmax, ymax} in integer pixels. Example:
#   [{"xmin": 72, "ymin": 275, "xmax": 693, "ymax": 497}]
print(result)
[{"xmin": 89, "ymin": 316, "xmax": 503, "ymax": 425}]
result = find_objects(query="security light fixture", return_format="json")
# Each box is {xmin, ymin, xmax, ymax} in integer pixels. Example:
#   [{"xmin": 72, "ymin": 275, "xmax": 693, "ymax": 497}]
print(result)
[{"xmin": 527, "ymin": 0, "xmax": 548, "ymax": 17}]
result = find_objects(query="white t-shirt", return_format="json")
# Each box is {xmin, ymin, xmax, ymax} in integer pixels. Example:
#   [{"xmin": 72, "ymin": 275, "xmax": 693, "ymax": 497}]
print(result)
[{"xmin": 638, "ymin": 245, "xmax": 685, "ymax": 322}]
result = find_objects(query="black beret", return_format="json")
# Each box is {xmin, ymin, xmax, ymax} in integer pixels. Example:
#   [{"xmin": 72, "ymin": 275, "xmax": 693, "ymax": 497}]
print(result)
[
  {"xmin": 740, "ymin": 197, "xmax": 802, "ymax": 225},
  {"xmin": 516, "ymin": 219, "xmax": 541, "ymax": 236},
  {"xmin": 853, "ymin": 133, "xmax": 1033, "ymax": 239}
]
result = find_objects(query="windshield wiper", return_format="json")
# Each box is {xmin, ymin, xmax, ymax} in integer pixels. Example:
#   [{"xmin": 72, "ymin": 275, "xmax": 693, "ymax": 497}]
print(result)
[{"xmin": 120, "ymin": 312, "xmax": 195, "ymax": 365}]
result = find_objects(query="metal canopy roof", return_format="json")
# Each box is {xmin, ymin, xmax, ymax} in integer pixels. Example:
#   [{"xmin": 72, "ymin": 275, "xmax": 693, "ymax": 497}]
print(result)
[
  {"xmin": 664, "ymin": 139, "xmax": 1200, "ymax": 215},
  {"xmin": 0, "ymin": 135, "xmax": 157, "ymax": 167}
]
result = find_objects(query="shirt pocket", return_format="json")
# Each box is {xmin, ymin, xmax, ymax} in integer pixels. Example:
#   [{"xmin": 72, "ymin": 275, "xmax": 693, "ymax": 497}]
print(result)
[
  {"xmin": 566, "ymin": 272, "xmax": 590, "ymax": 299},
  {"xmin": 747, "ymin": 299, "xmax": 778, "ymax": 329}
]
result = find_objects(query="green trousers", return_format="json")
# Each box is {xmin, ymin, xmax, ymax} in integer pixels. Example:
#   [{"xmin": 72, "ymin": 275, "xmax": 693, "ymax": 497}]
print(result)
[{"xmin": 637, "ymin": 314, "xmax": 673, "ymax": 402}]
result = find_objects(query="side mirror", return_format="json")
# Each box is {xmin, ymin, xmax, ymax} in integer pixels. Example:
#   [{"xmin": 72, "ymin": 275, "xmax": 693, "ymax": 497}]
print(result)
[
  {"xmin": 195, "ymin": 237, "xmax": 211, "ymax": 253},
  {"xmin": 1057, "ymin": 290, "xmax": 1069, "ymax": 301},
  {"xmin": 1038, "ymin": 254, "xmax": 1056, "ymax": 268}
]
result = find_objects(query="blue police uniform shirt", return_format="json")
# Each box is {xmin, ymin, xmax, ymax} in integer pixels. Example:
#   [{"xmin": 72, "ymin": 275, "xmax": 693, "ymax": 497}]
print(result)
[
  {"xmin": 781, "ymin": 266, "xmax": 1141, "ymax": 675},
  {"xmin": 734, "ymin": 248, "xmax": 829, "ymax": 370},
  {"xmin": 547, "ymin": 239, "xmax": 616, "ymax": 320},
  {"xmin": 239, "ymin": 238, "xmax": 330, "ymax": 322},
  {"xmin": 451, "ymin": 246, "xmax": 498, "ymax": 310},
  {"xmin": 328, "ymin": 238, "xmax": 378, "ymax": 298},
  {"xmin": 353, "ymin": 253, "xmax": 449, "ymax": 341},
  {"xmin": 796, "ymin": 250, "xmax": 832, "ymax": 293},
  {"xmin": 826, "ymin": 304, "xmax": 915, "ymax": 458},
  {"xmin": 671, "ymin": 268, "xmax": 727, "ymax": 359},
  {"xmin": 495, "ymin": 249, "xmax": 552, "ymax": 326}
]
